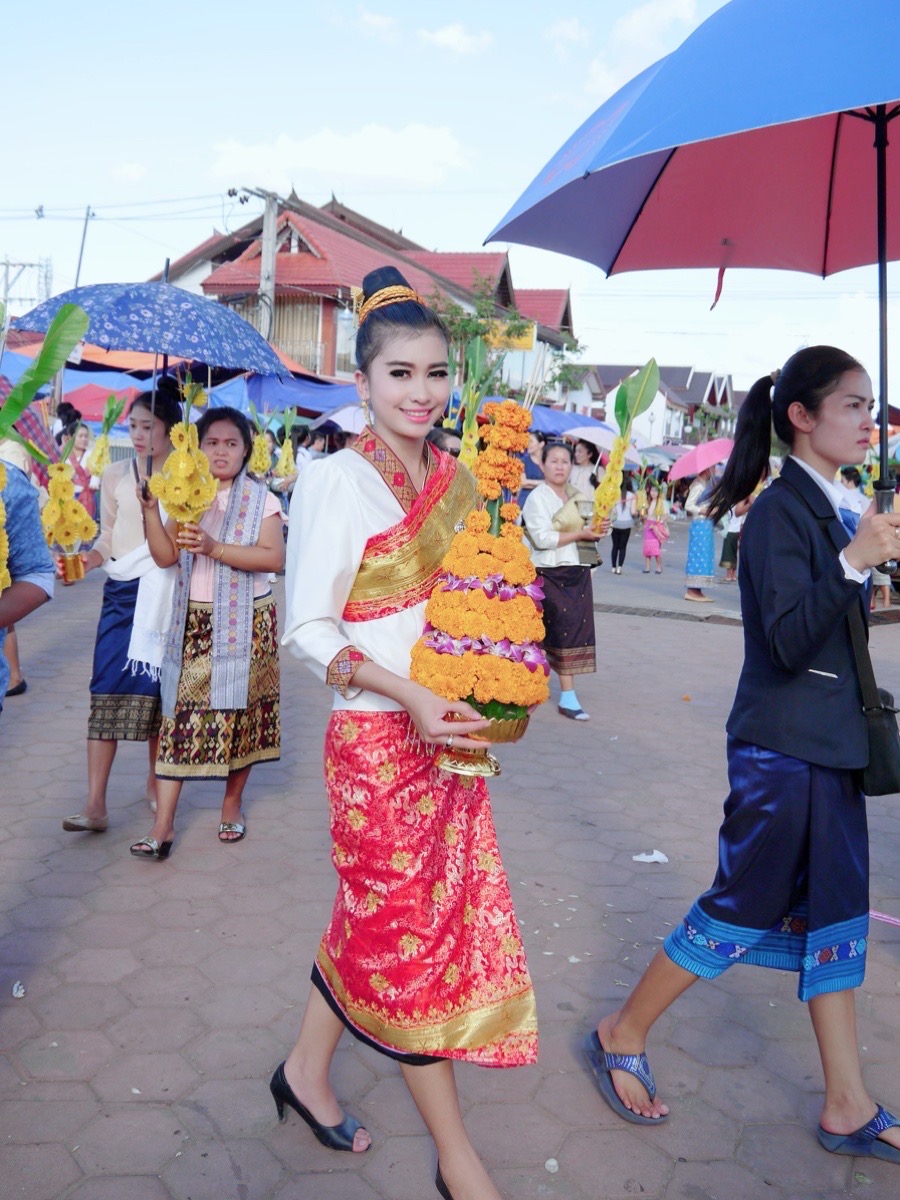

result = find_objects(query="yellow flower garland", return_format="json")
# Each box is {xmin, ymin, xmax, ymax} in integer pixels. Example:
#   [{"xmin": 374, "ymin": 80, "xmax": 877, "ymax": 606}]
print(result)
[
  {"xmin": 249, "ymin": 432, "xmax": 272, "ymax": 475},
  {"xmin": 273, "ymin": 438, "xmax": 295, "ymax": 478}
]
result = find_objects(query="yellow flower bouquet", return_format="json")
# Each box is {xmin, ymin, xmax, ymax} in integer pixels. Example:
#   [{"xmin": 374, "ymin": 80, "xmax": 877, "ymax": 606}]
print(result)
[
  {"xmin": 411, "ymin": 400, "xmax": 549, "ymax": 776},
  {"xmin": 593, "ymin": 358, "xmax": 659, "ymax": 524},
  {"xmin": 272, "ymin": 408, "xmax": 298, "ymax": 478},
  {"xmin": 85, "ymin": 393, "xmax": 128, "ymax": 477},
  {"xmin": 0, "ymin": 301, "xmax": 89, "ymax": 593},
  {"xmin": 249, "ymin": 432, "xmax": 271, "ymax": 476},
  {"xmin": 41, "ymin": 462, "xmax": 98, "ymax": 582},
  {"xmin": 147, "ymin": 374, "xmax": 217, "ymax": 525}
]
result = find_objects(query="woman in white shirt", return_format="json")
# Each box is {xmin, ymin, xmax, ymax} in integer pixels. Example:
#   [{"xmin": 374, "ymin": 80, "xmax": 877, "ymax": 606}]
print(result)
[
  {"xmin": 278, "ymin": 267, "xmax": 537, "ymax": 1200},
  {"xmin": 522, "ymin": 441, "xmax": 606, "ymax": 721}
]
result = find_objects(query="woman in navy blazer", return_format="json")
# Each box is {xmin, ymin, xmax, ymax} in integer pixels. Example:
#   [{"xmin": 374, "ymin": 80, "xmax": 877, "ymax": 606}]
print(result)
[{"xmin": 584, "ymin": 347, "xmax": 900, "ymax": 1164}]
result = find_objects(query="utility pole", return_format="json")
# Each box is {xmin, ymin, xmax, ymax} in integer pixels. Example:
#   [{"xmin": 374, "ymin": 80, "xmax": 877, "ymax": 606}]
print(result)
[
  {"xmin": 74, "ymin": 205, "xmax": 94, "ymax": 287},
  {"xmin": 229, "ymin": 186, "xmax": 279, "ymax": 339},
  {"xmin": 1, "ymin": 258, "xmax": 45, "ymax": 309},
  {"xmin": 258, "ymin": 191, "xmax": 277, "ymax": 339}
]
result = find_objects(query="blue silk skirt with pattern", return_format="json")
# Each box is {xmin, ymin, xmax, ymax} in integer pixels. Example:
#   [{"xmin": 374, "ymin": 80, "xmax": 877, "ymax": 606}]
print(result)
[
  {"xmin": 685, "ymin": 516, "xmax": 716, "ymax": 587},
  {"xmin": 665, "ymin": 737, "xmax": 868, "ymax": 1001}
]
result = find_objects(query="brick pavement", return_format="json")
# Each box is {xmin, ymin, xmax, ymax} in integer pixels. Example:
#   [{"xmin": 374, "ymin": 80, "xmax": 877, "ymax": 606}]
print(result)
[{"xmin": 0, "ymin": 553, "xmax": 898, "ymax": 1200}]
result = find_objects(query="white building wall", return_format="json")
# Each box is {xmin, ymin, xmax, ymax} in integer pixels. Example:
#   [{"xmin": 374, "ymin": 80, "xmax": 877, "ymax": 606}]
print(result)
[{"xmin": 171, "ymin": 262, "xmax": 212, "ymax": 295}]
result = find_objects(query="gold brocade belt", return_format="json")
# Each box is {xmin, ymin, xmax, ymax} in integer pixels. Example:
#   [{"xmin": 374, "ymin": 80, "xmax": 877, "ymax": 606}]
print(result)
[{"xmin": 343, "ymin": 467, "xmax": 477, "ymax": 622}]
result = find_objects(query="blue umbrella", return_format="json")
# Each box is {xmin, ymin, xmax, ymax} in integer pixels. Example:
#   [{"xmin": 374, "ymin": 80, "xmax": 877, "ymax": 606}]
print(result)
[
  {"xmin": 486, "ymin": 0, "xmax": 900, "ymax": 491},
  {"xmin": 12, "ymin": 282, "xmax": 287, "ymax": 376},
  {"xmin": 524, "ymin": 406, "xmax": 613, "ymax": 436},
  {"xmin": 207, "ymin": 374, "xmax": 360, "ymax": 418}
]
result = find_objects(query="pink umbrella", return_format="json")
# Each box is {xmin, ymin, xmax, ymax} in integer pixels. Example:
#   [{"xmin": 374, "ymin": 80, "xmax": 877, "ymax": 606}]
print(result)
[{"xmin": 667, "ymin": 438, "xmax": 734, "ymax": 482}]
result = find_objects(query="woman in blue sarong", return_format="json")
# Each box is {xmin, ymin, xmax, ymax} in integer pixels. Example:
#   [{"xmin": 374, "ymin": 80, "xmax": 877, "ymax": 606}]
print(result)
[
  {"xmin": 586, "ymin": 347, "xmax": 900, "ymax": 1165},
  {"xmin": 683, "ymin": 467, "xmax": 716, "ymax": 601},
  {"xmin": 61, "ymin": 383, "xmax": 180, "ymax": 834}
]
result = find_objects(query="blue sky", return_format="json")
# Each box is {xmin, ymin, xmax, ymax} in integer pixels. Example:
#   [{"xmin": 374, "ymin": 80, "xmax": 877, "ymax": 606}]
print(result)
[{"xmin": 3, "ymin": 0, "xmax": 896, "ymax": 394}]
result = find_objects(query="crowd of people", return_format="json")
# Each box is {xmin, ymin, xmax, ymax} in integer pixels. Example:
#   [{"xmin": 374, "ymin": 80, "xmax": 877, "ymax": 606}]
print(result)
[{"xmin": 2, "ymin": 269, "xmax": 900, "ymax": 1195}]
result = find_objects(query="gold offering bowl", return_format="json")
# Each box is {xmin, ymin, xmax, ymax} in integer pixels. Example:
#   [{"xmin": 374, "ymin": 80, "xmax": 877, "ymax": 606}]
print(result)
[{"xmin": 435, "ymin": 715, "xmax": 530, "ymax": 778}]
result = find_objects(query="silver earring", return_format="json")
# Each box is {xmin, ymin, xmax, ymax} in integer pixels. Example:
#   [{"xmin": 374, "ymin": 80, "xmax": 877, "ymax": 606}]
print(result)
[{"xmin": 361, "ymin": 397, "xmax": 372, "ymax": 426}]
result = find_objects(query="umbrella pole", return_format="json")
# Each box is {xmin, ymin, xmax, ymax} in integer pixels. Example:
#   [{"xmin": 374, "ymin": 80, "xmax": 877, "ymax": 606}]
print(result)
[
  {"xmin": 875, "ymin": 106, "xmax": 891, "ymax": 488},
  {"xmin": 874, "ymin": 106, "xmax": 898, "ymax": 570},
  {"xmin": 144, "ymin": 259, "xmax": 170, "ymax": 492}
]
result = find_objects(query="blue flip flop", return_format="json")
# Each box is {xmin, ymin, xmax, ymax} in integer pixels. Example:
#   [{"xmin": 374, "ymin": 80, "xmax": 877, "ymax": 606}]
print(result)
[
  {"xmin": 583, "ymin": 1029, "xmax": 668, "ymax": 1125},
  {"xmin": 818, "ymin": 1105, "xmax": 900, "ymax": 1163}
]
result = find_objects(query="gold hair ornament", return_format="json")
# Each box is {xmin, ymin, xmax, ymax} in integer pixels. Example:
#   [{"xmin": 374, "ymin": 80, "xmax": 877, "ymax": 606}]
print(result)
[{"xmin": 357, "ymin": 285, "xmax": 424, "ymax": 327}]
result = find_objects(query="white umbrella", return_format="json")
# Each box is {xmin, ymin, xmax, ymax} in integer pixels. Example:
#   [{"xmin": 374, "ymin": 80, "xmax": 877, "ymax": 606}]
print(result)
[
  {"xmin": 565, "ymin": 425, "xmax": 643, "ymax": 465},
  {"xmin": 311, "ymin": 404, "xmax": 365, "ymax": 433}
]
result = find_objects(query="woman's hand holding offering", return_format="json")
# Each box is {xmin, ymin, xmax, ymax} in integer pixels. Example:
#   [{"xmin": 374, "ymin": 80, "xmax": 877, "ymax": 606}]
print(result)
[
  {"xmin": 176, "ymin": 522, "xmax": 216, "ymax": 557},
  {"xmin": 580, "ymin": 517, "xmax": 610, "ymax": 541},
  {"xmin": 400, "ymin": 680, "xmax": 490, "ymax": 748}
]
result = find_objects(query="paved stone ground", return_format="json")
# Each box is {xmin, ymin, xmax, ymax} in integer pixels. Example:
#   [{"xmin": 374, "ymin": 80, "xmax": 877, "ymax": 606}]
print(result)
[{"xmin": 1, "ymin": 528, "xmax": 898, "ymax": 1200}]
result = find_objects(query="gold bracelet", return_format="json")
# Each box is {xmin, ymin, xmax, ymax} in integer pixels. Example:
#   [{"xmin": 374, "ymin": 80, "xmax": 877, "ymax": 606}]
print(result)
[{"xmin": 216, "ymin": 542, "xmax": 226, "ymax": 561}]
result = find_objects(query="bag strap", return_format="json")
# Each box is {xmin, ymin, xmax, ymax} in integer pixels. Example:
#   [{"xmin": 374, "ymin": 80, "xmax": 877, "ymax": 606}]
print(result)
[{"xmin": 847, "ymin": 602, "xmax": 882, "ymax": 712}]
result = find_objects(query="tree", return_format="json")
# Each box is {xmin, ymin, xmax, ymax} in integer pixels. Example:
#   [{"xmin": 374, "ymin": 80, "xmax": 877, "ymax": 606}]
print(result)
[
  {"xmin": 545, "ymin": 334, "xmax": 585, "ymax": 403},
  {"xmin": 428, "ymin": 272, "xmax": 531, "ymax": 370}
]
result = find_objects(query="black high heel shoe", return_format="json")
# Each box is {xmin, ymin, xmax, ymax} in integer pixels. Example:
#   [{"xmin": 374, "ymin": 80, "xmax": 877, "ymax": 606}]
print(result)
[
  {"xmin": 435, "ymin": 1166, "xmax": 453, "ymax": 1199},
  {"xmin": 269, "ymin": 1062, "xmax": 369, "ymax": 1152}
]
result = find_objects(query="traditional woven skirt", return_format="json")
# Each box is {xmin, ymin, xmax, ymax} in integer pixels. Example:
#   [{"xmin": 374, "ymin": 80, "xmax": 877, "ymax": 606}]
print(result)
[
  {"xmin": 314, "ymin": 711, "xmax": 538, "ymax": 1067},
  {"xmin": 664, "ymin": 738, "xmax": 869, "ymax": 1001},
  {"xmin": 685, "ymin": 517, "xmax": 716, "ymax": 587},
  {"xmin": 719, "ymin": 531, "xmax": 740, "ymax": 569},
  {"xmin": 537, "ymin": 565, "xmax": 596, "ymax": 675},
  {"xmin": 155, "ymin": 595, "xmax": 280, "ymax": 780},
  {"xmin": 88, "ymin": 577, "xmax": 161, "ymax": 741}
]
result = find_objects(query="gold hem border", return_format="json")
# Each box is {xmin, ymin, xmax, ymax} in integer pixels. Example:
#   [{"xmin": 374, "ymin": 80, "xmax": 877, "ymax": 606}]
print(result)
[{"xmin": 316, "ymin": 948, "xmax": 538, "ymax": 1057}]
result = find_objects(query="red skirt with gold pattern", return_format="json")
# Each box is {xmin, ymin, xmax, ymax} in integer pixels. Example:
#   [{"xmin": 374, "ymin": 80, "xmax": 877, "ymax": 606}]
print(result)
[{"xmin": 316, "ymin": 711, "xmax": 538, "ymax": 1067}]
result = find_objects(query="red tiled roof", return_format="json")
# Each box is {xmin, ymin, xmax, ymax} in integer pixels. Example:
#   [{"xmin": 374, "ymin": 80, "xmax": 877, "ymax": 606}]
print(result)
[
  {"xmin": 149, "ymin": 224, "xmax": 259, "ymax": 283},
  {"xmin": 403, "ymin": 251, "xmax": 509, "ymax": 293},
  {"xmin": 5, "ymin": 329, "xmax": 42, "ymax": 349},
  {"xmin": 318, "ymin": 197, "xmax": 424, "ymax": 252},
  {"xmin": 201, "ymin": 211, "xmax": 463, "ymax": 303},
  {"xmin": 514, "ymin": 289, "xmax": 571, "ymax": 332}
]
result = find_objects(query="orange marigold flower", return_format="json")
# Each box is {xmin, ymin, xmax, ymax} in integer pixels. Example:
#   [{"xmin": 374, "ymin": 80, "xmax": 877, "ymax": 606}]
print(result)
[
  {"xmin": 465, "ymin": 510, "xmax": 490, "ymax": 534},
  {"xmin": 476, "ymin": 479, "xmax": 502, "ymax": 500},
  {"xmin": 499, "ymin": 502, "xmax": 521, "ymax": 522}
]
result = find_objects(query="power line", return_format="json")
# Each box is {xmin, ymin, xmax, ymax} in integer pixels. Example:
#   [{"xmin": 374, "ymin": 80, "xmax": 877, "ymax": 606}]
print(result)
[{"xmin": 0, "ymin": 192, "xmax": 227, "ymax": 216}]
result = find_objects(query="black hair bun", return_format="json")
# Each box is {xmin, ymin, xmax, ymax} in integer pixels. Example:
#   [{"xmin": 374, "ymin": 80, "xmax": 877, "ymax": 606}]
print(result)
[{"xmin": 360, "ymin": 266, "xmax": 412, "ymax": 302}]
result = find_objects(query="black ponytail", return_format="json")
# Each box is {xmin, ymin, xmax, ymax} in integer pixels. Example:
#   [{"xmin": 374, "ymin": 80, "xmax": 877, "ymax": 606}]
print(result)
[
  {"xmin": 706, "ymin": 345, "xmax": 862, "ymax": 524},
  {"xmin": 705, "ymin": 375, "xmax": 773, "ymax": 524}
]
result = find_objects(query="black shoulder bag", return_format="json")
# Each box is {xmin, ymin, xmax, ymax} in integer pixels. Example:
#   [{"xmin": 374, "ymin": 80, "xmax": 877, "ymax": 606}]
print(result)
[{"xmin": 847, "ymin": 604, "xmax": 900, "ymax": 795}]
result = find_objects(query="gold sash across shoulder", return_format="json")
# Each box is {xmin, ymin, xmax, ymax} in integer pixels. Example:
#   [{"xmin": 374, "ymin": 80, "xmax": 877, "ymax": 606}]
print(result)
[{"xmin": 343, "ymin": 453, "xmax": 476, "ymax": 622}]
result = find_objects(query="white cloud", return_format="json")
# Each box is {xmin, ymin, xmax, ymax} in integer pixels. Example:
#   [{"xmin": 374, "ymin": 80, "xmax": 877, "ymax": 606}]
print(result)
[
  {"xmin": 208, "ymin": 124, "xmax": 469, "ymax": 192},
  {"xmin": 356, "ymin": 7, "xmax": 398, "ymax": 42},
  {"xmin": 418, "ymin": 23, "xmax": 492, "ymax": 55},
  {"xmin": 110, "ymin": 162, "xmax": 147, "ymax": 184},
  {"xmin": 585, "ymin": 0, "xmax": 707, "ymax": 101},
  {"xmin": 546, "ymin": 17, "xmax": 589, "ymax": 59}
]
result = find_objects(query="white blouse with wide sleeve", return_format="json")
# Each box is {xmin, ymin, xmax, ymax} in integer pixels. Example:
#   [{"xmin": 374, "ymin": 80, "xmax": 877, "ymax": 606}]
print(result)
[
  {"xmin": 522, "ymin": 482, "xmax": 580, "ymax": 569},
  {"xmin": 282, "ymin": 450, "xmax": 433, "ymax": 713}
]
